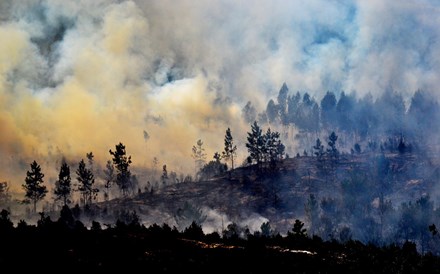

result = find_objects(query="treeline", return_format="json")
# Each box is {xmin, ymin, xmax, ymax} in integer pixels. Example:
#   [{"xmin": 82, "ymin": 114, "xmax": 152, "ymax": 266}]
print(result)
[
  {"xmin": 0, "ymin": 207, "xmax": 439, "ymax": 272},
  {"xmin": 243, "ymin": 83, "xmax": 440, "ymax": 141}
]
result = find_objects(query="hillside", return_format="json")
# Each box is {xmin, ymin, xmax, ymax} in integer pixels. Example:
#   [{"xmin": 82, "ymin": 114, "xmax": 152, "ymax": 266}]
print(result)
[{"xmin": 96, "ymin": 151, "xmax": 439, "ymax": 240}]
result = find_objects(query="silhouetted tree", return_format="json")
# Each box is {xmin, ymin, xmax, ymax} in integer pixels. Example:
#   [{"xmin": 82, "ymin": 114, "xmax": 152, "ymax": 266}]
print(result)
[
  {"xmin": 260, "ymin": 222, "xmax": 273, "ymax": 238},
  {"xmin": 161, "ymin": 165, "xmax": 168, "ymax": 185},
  {"xmin": 289, "ymin": 219, "xmax": 307, "ymax": 237},
  {"xmin": 327, "ymin": 132, "xmax": 339, "ymax": 161},
  {"xmin": 264, "ymin": 128, "xmax": 285, "ymax": 171},
  {"xmin": 198, "ymin": 153, "xmax": 227, "ymax": 180},
  {"xmin": 0, "ymin": 209, "xmax": 13, "ymax": 231},
  {"xmin": 54, "ymin": 162, "xmax": 71, "ymax": 206},
  {"xmin": 246, "ymin": 121, "xmax": 265, "ymax": 167},
  {"xmin": 313, "ymin": 138, "xmax": 325, "ymax": 159},
  {"xmin": 222, "ymin": 128, "xmax": 237, "ymax": 170},
  {"xmin": 76, "ymin": 159, "xmax": 98, "ymax": 206},
  {"xmin": 109, "ymin": 142, "xmax": 132, "ymax": 197},
  {"xmin": 22, "ymin": 161, "xmax": 47, "ymax": 213}
]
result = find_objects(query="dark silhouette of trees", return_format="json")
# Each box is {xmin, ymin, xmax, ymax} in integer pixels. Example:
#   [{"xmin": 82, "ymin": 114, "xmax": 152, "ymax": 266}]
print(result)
[
  {"xmin": 109, "ymin": 142, "xmax": 132, "ymax": 197},
  {"xmin": 327, "ymin": 132, "xmax": 339, "ymax": 161},
  {"xmin": 22, "ymin": 161, "xmax": 47, "ymax": 213},
  {"xmin": 264, "ymin": 128, "xmax": 285, "ymax": 171},
  {"xmin": 246, "ymin": 121, "xmax": 285, "ymax": 172},
  {"xmin": 54, "ymin": 161, "xmax": 72, "ymax": 206},
  {"xmin": 313, "ymin": 138, "xmax": 325, "ymax": 159},
  {"xmin": 76, "ymin": 159, "xmax": 98, "ymax": 206},
  {"xmin": 246, "ymin": 121, "xmax": 264, "ymax": 167},
  {"xmin": 161, "ymin": 164, "xmax": 168, "ymax": 185},
  {"xmin": 0, "ymin": 209, "xmax": 13, "ymax": 231},
  {"xmin": 290, "ymin": 219, "xmax": 307, "ymax": 237},
  {"xmin": 198, "ymin": 153, "xmax": 227, "ymax": 180},
  {"xmin": 222, "ymin": 128, "xmax": 237, "ymax": 170}
]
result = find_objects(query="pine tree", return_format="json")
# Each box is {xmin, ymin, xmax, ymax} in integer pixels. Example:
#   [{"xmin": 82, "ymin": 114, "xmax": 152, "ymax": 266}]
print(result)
[
  {"xmin": 161, "ymin": 165, "xmax": 168, "ymax": 185},
  {"xmin": 54, "ymin": 162, "xmax": 71, "ymax": 206},
  {"xmin": 327, "ymin": 132, "xmax": 339, "ymax": 160},
  {"xmin": 222, "ymin": 128, "xmax": 237, "ymax": 170},
  {"xmin": 109, "ymin": 142, "xmax": 132, "ymax": 197},
  {"xmin": 246, "ymin": 121, "xmax": 264, "ymax": 166},
  {"xmin": 76, "ymin": 159, "xmax": 98, "ymax": 206},
  {"xmin": 22, "ymin": 161, "xmax": 47, "ymax": 213},
  {"xmin": 313, "ymin": 138, "xmax": 325, "ymax": 159}
]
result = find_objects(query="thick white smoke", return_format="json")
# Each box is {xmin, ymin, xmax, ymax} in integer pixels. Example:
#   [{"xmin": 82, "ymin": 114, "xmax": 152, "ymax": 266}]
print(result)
[{"xmin": 0, "ymin": 0, "xmax": 439, "ymax": 194}]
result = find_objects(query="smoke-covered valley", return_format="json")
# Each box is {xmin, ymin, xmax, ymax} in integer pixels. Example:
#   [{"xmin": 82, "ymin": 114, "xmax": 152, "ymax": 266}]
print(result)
[{"xmin": 1, "ymin": 0, "xmax": 440, "ymax": 259}]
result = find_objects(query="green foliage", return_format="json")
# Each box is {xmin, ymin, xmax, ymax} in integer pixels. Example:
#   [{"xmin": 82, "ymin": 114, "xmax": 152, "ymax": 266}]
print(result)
[{"xmin": 22, "ymin": 161, "xmax": 47, "ymax": 213}]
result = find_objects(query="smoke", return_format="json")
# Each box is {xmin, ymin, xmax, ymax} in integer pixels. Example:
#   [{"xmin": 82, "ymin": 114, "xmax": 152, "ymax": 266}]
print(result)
[{"xmin": 1, "ymin": 0, "xmax": 439, "ymax": 193}]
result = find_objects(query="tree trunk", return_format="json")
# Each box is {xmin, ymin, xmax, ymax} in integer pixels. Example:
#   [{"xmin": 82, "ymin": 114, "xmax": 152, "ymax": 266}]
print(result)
[{"xmin": 33, "ymin": 200, "xmax": 37, "ymax": 213}]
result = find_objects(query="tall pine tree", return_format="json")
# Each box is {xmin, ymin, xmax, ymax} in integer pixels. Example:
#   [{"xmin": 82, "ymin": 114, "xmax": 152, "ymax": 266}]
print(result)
[
  {"xmin": 22, "ymin": 161, "xmax": 47, "ymax": 213},
  {"xmin": 222, "ymin": 128, "xmax": 237, "ymax": 170},
  {"xmin": 110, "ymin": 142, "xmax": 132, "ymax": 197},
  {"xmin": 54, "ymin": 162, "xmax": 71, "ymax": 206}
]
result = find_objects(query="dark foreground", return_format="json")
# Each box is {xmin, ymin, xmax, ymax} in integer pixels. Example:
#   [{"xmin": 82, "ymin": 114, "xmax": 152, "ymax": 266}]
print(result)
[{"xmin": 1, "ymin": 215, "xmax": 440, "ymax": 273}]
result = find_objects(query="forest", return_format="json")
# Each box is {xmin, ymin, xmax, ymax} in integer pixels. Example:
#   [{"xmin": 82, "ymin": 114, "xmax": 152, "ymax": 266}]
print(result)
[{"xmin": 1, "ymin": 84, "xmax": 440, "ymax": 272}]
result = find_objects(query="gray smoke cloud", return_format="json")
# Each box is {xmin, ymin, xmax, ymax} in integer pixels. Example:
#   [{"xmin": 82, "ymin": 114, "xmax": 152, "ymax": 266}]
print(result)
[{"xmin": 0, "ymin": 0, "xmax": 439, "ymax": 193}]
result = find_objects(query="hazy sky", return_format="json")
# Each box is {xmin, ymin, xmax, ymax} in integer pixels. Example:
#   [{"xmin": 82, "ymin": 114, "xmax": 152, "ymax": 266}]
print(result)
[{"xmin": 0, "ymin": 0, "xmax": 439, "ymax": 192}]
